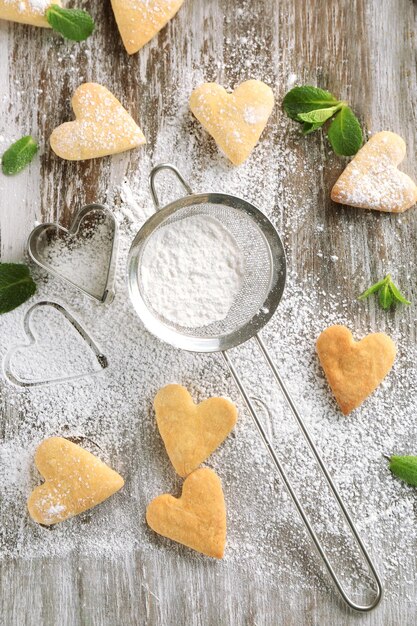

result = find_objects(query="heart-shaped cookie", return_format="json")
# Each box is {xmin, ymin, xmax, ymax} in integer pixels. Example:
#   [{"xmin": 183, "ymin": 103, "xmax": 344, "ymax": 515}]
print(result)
[
  {"xmin": 3, "ymin": 301, "xmax": 108, "ymax": 387},
  {"xmin": 0, "ymin": 0, "xmax": 60, "ymax": 28},
  {"xmin": 189, "ymin": 80, "xmax": 275, "ymax": 165},
  {"xmin": 111, "ymin": 0, "xmax": 184, "ymax": 55},
  {"xmin": 28, "ymin": 204, "xmax": 118, "ymax": 303},
  {"xmin": 28, "ymin": 437, "xmax": 124, "ymax": 525},
  {"xmin": 154, "ymin": 384, "xmax": 237, "ymax": 477},
  {"xmin": 331, "ymin": 131, "xmax": 417, "ymax": 213},
  {"xmin": 316, "ymin": 325, "xmax": 396, "ymax": 415},
  {"xmin": 146, "ymin": 467, "xmax": 226, "ymax": 558},
  {"xmin": 50, "ymin": 83, "xmax": 146, "ymax": 161}
]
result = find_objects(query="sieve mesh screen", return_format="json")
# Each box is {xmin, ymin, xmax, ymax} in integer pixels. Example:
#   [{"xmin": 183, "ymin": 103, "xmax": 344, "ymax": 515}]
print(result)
[{"xmin": 136, "ymin": 203, "xmax": 273, "ymax": 339}]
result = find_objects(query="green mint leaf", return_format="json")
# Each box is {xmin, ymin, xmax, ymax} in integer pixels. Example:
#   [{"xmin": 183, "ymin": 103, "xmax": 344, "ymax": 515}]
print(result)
[
  {"xmin": 379, "ymin": 282, "xmax": 393, "ymax": 310},
  {"xmin": 389, "ymin": 455, "xmax": 417, "ymax": 487},
  {"xmin": 387, "ymin": 276, "xmax": 411, "ymax": 305},
  {"xmin": 358, "ymin": 277, "xmax": 387, "ymax": 300},
  {"xmin": 0, "ymin": 263, "xmax": 36, "ymax": 314},
  {"xmin": 46, "ymin": 5, "xmax": 95, "ymax": 42},
  {"xmin": 301, "ymin": 121, "xmax": 324, "ymax": 135},
  {"xmin": 358, "ymin": 274, "xmax": 410, "ymax": 309},
  {"xmin": 282, "ymin": 86, "xmax": 340, "ymax": 121},
  {"xmin": 1, "ymin": 136, "xmax": 38, "ymax": 176},
  {"xmin": 327, "ymin": 105, "xmax": 363, "ymax": 156},
  {"xmin": 298, "ymin": 105, "xmax": 341, "ymax": 124}
]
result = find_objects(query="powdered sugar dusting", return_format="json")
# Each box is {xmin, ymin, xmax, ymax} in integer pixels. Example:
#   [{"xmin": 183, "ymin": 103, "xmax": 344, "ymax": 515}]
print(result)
[
  {"xmin": 34, "ymin": 210, "xmax": 116, "ymax": 301},
  {"xmin": 1, "ymin": 155, "xmax": 417, "ymax": 599},
  {"xmin": 141, "ymin": 214, "xmax": 245, "ymax": 328},
  {"xmin": 3, "ymin": 0, "xmax": 51, "ymax": 14},
  {"xmin": 189, "ymin": 81, "xmax": 274, "ymax": 165},
  {"xmin": 332, "ymin": 132, "xmax": 417, "ymax": 212},
  {"xmin": 1, "ymin": 0, "xmax": 417, "ymax": 609},
  {"xmin": 50, "ymin": 84, "xmax": 146, "ymax": 160},
  {"xmin": 5, "ymin": 304, "xmax": 104, "ymax": 384},
  {"xmin": 243, "ymin": 104, "xmax": 271, "ymax": 125}
]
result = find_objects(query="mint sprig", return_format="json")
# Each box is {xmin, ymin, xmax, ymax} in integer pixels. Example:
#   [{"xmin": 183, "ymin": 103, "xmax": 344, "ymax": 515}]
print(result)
[
  {"xmin": 298, "ymin": 105, "xmax": 342, "ymax": 125},
  {"xmin": 46, "ymin": 5, "xmax": 95, "ymax": 42},
  {"xmin": 358, "ymin": 274, "xmax": 411, "ymax": 310},
  {"xmin": 0, "ymin": 263, "xmax": 36, "ymax": 314},
  {"xmin": 301, "ymin": 121, "xmax": 323, "ymax": 136},
  {"xmin": 283, "ymin": 86, "xmax": 340, "ymax": 120},
  {"xmin": 387, "ymin": 455, "xmax": 417, "ymax": 487},
  {"xmin": 1, "ymin": 136, "xmax": 38, "ymax": 176},
  {"xmin": 282, "ymin": 85, "xmax": 363, "ymax": 156},
  {"xmin": 327, "ymin": 106, "xmax": 363, "ymax": 156}
]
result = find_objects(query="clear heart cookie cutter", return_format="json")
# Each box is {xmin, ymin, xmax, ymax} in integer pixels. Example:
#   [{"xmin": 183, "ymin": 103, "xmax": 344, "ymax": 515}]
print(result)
[{"xmin": 28, "ymin": 204, "xmax": 119, "ymax": 304}]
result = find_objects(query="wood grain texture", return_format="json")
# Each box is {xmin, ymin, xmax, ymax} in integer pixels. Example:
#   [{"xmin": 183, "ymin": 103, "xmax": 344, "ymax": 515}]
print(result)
[{"xmin": 1, "ymin": 0, "xmax": 417, "ymax": 624}]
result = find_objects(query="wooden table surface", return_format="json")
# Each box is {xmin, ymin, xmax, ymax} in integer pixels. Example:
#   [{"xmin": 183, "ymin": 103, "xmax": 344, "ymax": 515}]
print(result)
[{"xmin": 1, "ymin": 0, "xmax": 417, "ymax": 624}]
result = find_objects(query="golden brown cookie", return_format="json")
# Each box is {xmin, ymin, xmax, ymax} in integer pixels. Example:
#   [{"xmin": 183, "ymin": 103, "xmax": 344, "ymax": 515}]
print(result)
[
  {"xmin": 154, "ymin": 384, "xmax": 237, "ymax": 477},
  {"xmin": 316, "ymin": 325, "xmax": 396, "ymax": 415},
  {"xmin": 146, "ymin": 467, "xmax": 226, "ymax": 558},
  {"xmin": 331, "ymin": 131, "xmax": 417, "ymax": 213},
  {"xmin": 111, "ymin": 0, "xmax": 184, "ymax": 55},
  {"xmin": 0, "ymin": 0, "xmax": 60, "ymax": 28},
  {"xmin": 27, "ymin": 437, "xmax": 124, "ymax": 525},
  {"xmin": 50, "ymin": 82, "xmax": 146, "ymax": 160},
  {"xmin": 189, "ymin": 80, "xmax": 275, "ymax": 165}
]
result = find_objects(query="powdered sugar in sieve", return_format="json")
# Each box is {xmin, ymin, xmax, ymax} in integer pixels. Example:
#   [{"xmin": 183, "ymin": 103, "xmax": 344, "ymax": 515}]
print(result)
[{"xmin": 140, "ymin": 214, "xmax": 245, "ymax": 328}]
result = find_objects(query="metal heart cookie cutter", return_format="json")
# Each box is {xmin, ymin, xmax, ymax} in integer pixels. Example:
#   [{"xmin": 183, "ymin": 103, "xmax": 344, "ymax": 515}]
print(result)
[
  {"xmin": 3, "ymin": 301, "xmax": 108, "ymax": 387},
  {"xmin": 127, "ymin": 163, "xmax": 382, "ymax": 612},
  {"xmin": 28, "ymin": 203, "xmax": 119, "ymax": 304}
]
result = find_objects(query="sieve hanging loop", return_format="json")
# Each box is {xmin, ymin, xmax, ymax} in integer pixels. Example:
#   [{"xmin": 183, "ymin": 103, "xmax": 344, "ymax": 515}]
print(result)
[
  {"xmin": 149, "ymin": 163, "xmax": 193, "ymax": 210},
  {"xmin": 128, "ymin": 163, "xmax": 383, "ymax": 612},
  {"xmin": 223, "ymin": 338, "xmax": 382, "ymax": 612}
]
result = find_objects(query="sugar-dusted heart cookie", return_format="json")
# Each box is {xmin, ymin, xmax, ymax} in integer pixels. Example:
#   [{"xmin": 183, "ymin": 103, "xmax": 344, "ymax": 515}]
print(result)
[
  {"xmin": 50, "ymin": 83, "xmax": 146, "ymax": 161},
  {"xmin": 154, "ymin": 384, "xmax": 237, "ymax": 477},
  {"xmin": 331, "ymin": 131, "xmax": 417, "ymax": 213},
  {"xmin": 146, "ymin": 467, "xmax": 226, "ymax": 558},
  {"xmin": 189, "ymin": 80, "xmax": 275, "ymax": 165},
  {"xmin": 111, "ymin": 0, "xmax": 184, "ymax": 55},
  {"xmin": 316, "ymin": 325, "xmax": 396, "ymax": 415},
  {"xmin": 0, "ymin": 0, "xmax": 60, "ymax": 28},
  {"xmin": 27, "ymin": 437, "xmax": 124, "ymax": 525}
]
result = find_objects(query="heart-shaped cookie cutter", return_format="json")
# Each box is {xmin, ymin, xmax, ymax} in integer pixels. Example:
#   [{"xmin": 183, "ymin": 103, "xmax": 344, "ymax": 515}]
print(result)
[
  {"xmin": 28, "ymin": 204, "xmax": 119, "ymax": 304},
  {"xmin": 3, "ymin": 301, "xmax": 108, "ymax": 387}
]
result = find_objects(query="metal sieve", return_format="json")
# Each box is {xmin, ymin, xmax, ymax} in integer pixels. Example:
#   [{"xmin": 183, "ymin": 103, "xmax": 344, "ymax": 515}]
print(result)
[{"xmin": 127, "ymin": 164, "xmax": 382, "ymax": 612}]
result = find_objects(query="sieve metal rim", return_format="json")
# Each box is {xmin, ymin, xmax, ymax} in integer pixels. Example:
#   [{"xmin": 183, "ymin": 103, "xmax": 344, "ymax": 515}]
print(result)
[{"xmin": 127, "ymin": 189, "xmax": 286, "ymax": 353}]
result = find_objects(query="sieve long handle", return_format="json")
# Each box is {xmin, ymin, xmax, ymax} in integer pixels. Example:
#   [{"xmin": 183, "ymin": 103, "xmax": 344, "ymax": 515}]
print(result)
[
  {"xmin": 222, "ymin": 335, "xmax": 382, "ymax": 613},
  {"xmin": 149, "ymin": 163, "xmax": 193, "ymax": 210}
]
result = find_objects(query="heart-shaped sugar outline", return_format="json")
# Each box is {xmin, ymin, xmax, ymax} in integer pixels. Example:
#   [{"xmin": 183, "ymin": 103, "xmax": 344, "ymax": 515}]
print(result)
[
  {"xmin": 3, "ymin": 301, "xmax": 108, "ymax": 387},
  {"xmin": 331, "ymin": 131, "xmax": 417, "ymax": 213},
  {"xmin": 154, "ymin": 384, "xmax": 238, "ymax": 477},
  {"xmin": 316, "ymin": 325, "xmax": 396, "ymax": 415},
  {"xmin": 28, "ymin": 437, "xmax": 124, "ymax": 526},
  {"xmin": 28, "ymin": 203, "xmax": 118, "ymax": 304},
  {"xmin": 189, "ymin": 80, "xmax": 275, "ymax": 165},
  {"xmin": 146, "ymin": 467, "xmax": 226, "ymax": 558},
  {"xmin": 111, "ymin": 0, "xmax": 184, "ymax": 55},
  {"xmin": 50, "ymin": 83, "xmax": 146, "ymax": 161}
]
